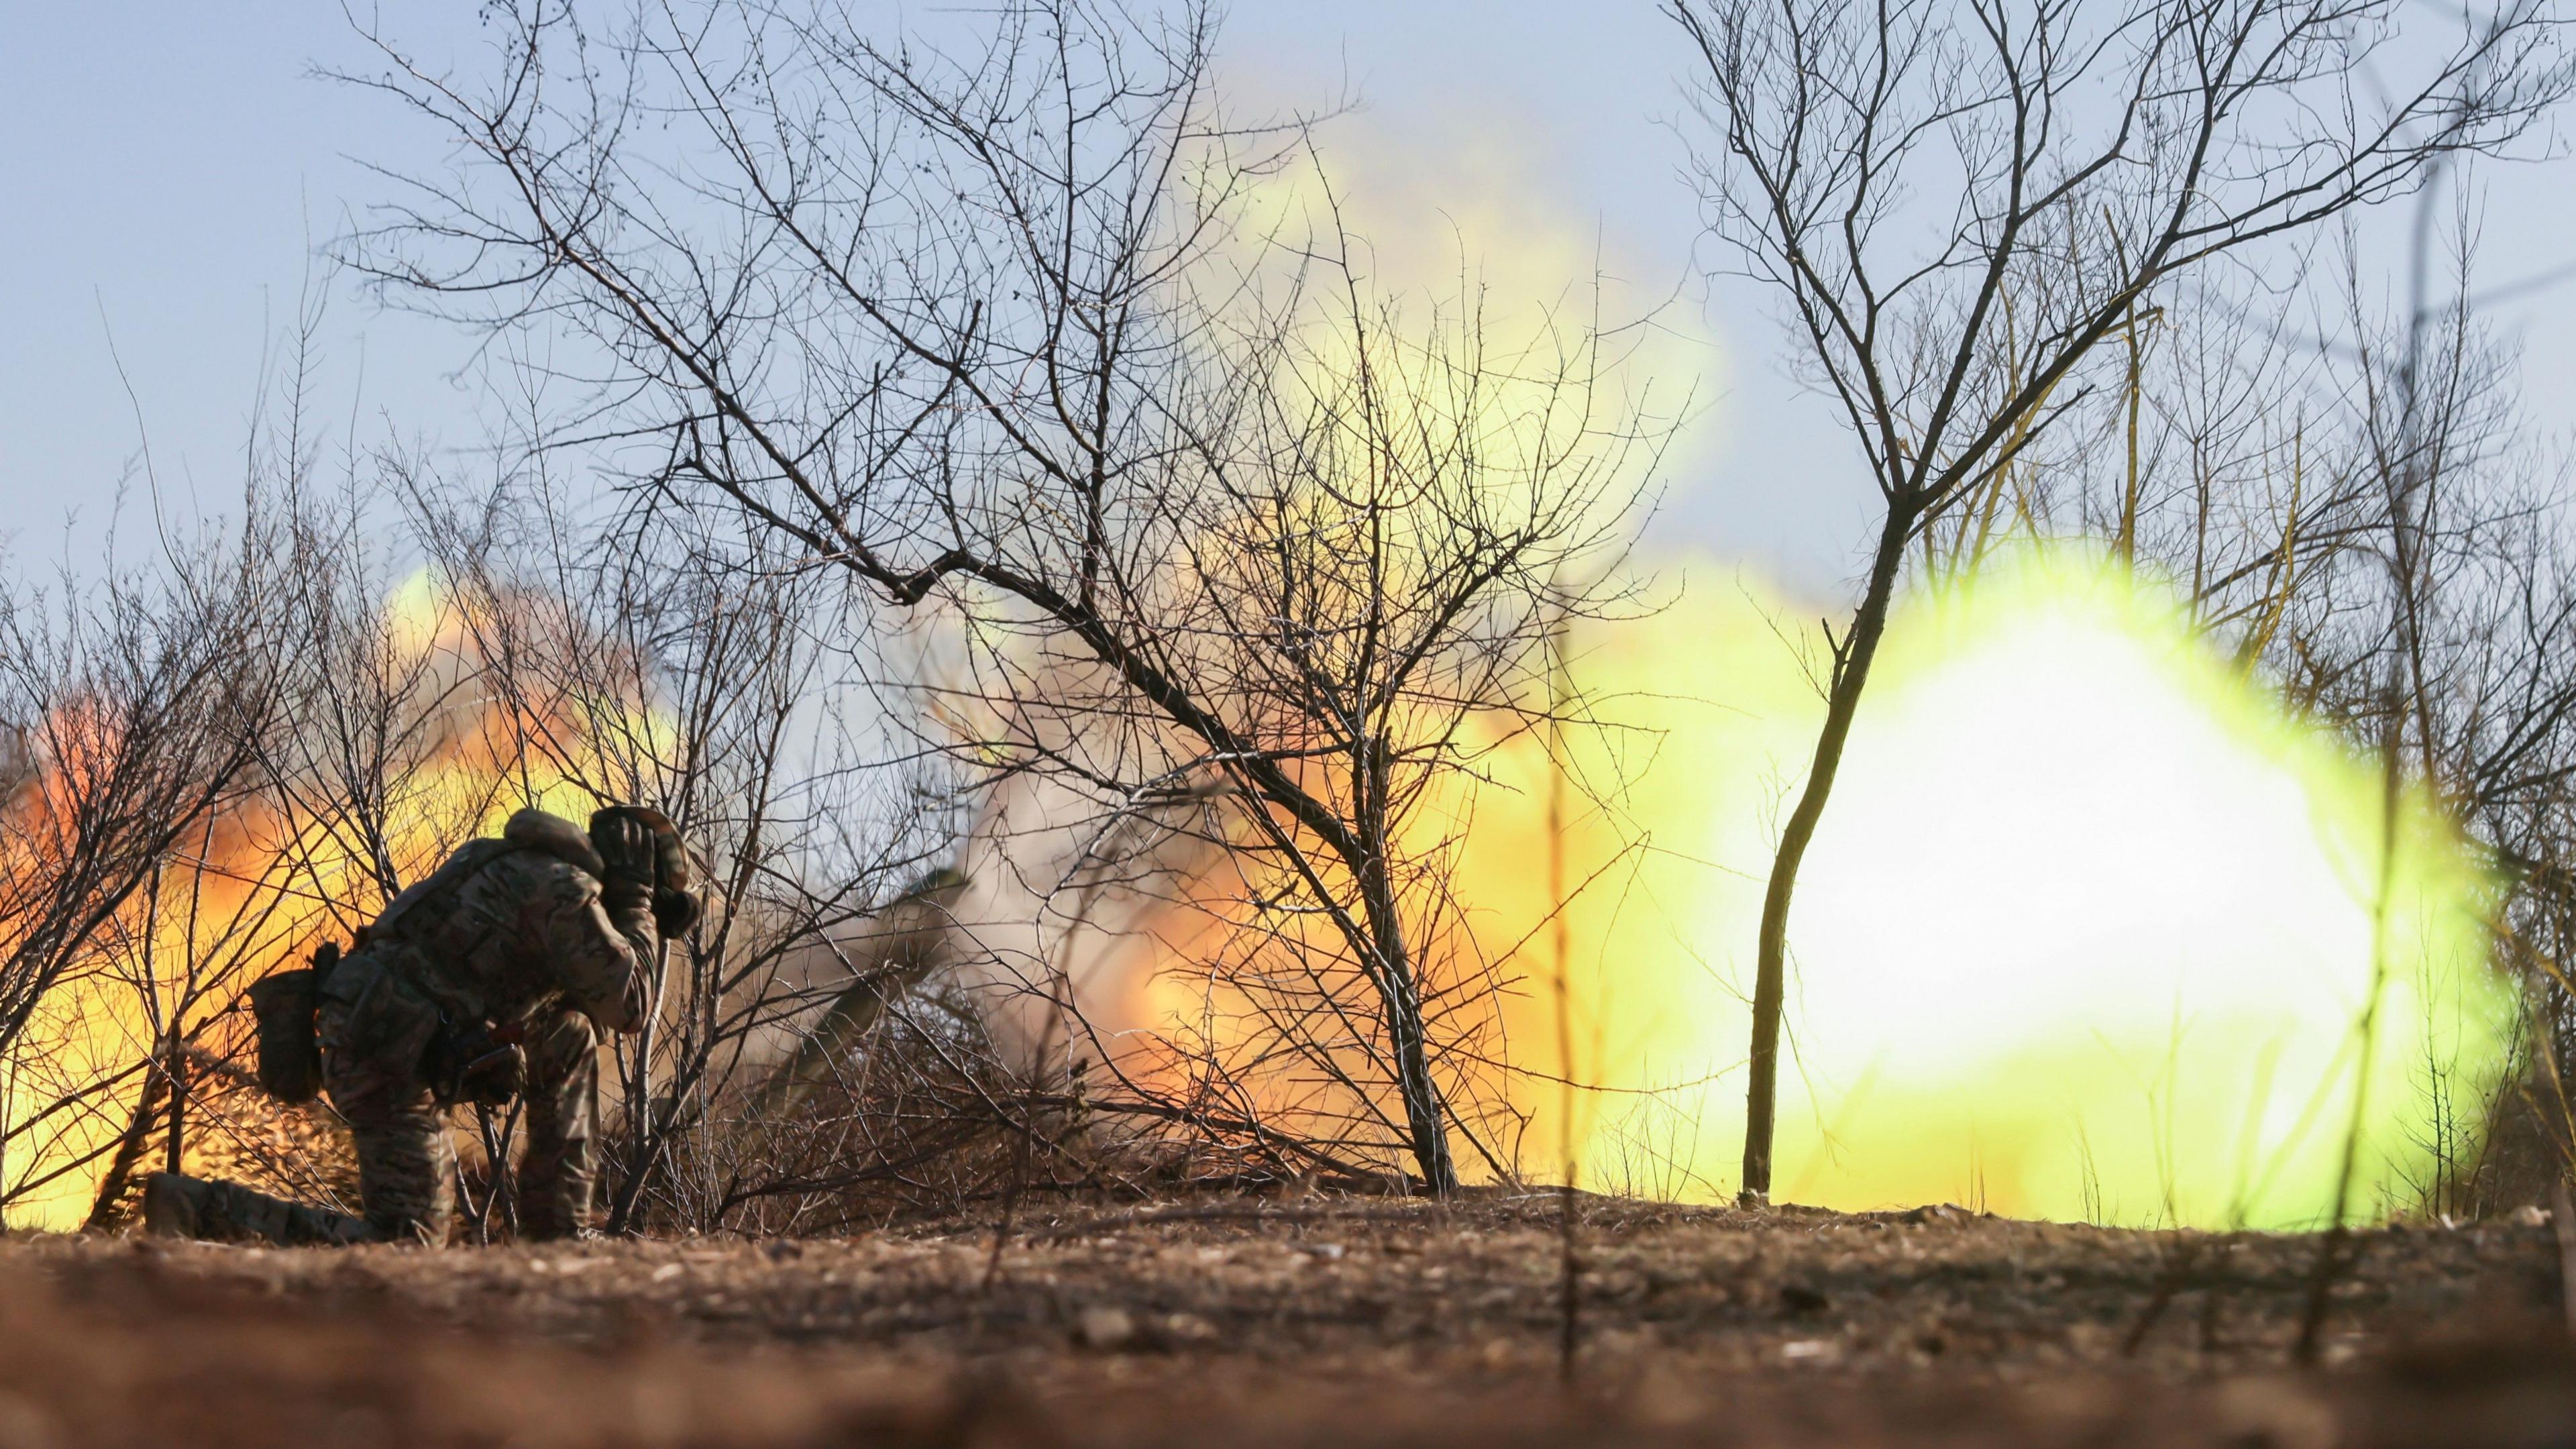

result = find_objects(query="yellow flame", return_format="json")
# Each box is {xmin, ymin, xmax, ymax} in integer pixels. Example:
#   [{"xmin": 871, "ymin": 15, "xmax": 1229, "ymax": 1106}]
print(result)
[
  {"xmin": 1447, "ymin": 546, "xmax": 2507, "ymax": 1226},
  {"xmin": 1, "ymin": 570, "xmax": 663, "ymax": 1231},
  {"xmin": 1093, "ymin": 128, "xmax": 2505, "ymax": 1226}
]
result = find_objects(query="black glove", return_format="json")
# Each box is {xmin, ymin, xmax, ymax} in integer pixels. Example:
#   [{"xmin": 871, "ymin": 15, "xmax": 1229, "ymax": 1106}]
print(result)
[{"xmin": 588, "ymin": 806, "xmax": 660, "ymax": 912}]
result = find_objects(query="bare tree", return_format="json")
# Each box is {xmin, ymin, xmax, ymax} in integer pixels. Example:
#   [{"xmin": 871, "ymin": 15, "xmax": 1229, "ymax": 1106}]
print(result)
[
  {"xmin": 343, "ymin": 0, "xmax": 1663, "ymax": 1193},
  {"xmin": 2061, "ymin": 182, "xmax": 2576, "ymax": 1219},
  {"xmin": 407, "ymin": 460, "xmax": 955, "ymax": 1232},
  {"xmin": 1670, "ymin": 0, "xmax": 2571, "ymax": 1203},
  {"xmin": 0, "ymin": 513, "xmax": 296, "ymax": 1220}
]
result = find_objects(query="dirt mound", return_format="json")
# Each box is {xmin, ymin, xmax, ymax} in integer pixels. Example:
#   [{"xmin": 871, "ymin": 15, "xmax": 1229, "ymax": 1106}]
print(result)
[{"xmin": 1, "ymin": 1195, "xmax": 2570, "ymax": 1447}]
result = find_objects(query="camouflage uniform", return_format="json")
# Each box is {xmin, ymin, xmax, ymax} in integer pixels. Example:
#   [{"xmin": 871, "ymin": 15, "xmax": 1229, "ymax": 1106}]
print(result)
[
  {"xmin": 140, "ymin": 1173, "xmax": 373, "ymax": 1247},
  {"xmin": 316, "ymin": 835, "xmax": 660, "ymax": 1243},
  {"xmin": 147, "ymin": 820, "xmax": 662, "ymax": 1246}
]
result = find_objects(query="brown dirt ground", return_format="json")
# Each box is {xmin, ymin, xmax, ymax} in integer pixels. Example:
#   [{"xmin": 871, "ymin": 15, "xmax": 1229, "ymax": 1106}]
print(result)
[{"xmin": 2, "ymin": 1189, "xmax": 2572, "ymax": 1447}]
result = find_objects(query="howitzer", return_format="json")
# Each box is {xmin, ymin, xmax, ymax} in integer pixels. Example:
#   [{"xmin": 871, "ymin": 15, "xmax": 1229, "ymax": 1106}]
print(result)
[{"xmin": 763, "ymin": 865, "xmax": 971, "ymax": 1109}]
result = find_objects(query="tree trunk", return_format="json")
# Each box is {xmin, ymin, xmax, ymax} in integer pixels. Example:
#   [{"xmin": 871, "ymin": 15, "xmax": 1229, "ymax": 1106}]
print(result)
[
  {"xmin": 1742, "ymin": 501, "xmax": 1916, "ymax": 1204},
  {"xmin": 1353, "ymin": 741, "xmax": 1457, "ymax": 1194},
  {"xmin": 1366, "ymin": 871, "xmax": 1457, "ymax": 1195},
  {"xmin": 81, "ymin": 1069, "xmax": 170, "ymax": 1231},
  {"xmin": 162, "ymin": 1046, "xmax": 186, "ymax": 1175}
]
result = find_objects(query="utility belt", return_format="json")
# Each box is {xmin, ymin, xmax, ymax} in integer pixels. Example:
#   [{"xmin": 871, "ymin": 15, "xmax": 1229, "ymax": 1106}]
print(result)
[{"xmin": 250, "ymin": 939, "xmax": 527, "ymax": 1109}]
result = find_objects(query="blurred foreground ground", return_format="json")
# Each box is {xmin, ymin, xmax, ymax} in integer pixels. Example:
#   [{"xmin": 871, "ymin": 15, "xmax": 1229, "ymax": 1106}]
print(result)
[{"xmin": 1, "ymin": 1191, "xmax": 2571, "ymax": 1447}]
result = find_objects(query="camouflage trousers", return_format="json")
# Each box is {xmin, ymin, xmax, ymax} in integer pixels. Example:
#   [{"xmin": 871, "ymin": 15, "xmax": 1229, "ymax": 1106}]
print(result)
[
  {"xmin": 316, "ymin": 951, "xmax": 603, "ymax": 1244},
  {"xmin": 142, "ymin": 1171, "xmax": 373, "ymax": 1246},
  {"xmin": 148, "ymin": 951, "xmax": 604, "ymax": 1248}
]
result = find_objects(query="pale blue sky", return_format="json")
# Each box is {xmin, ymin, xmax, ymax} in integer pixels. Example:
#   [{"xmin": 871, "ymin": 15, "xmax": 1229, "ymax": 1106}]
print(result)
[{"xmin": 7, "ymin": 4, "xmax": 2574, "ymax": 592}]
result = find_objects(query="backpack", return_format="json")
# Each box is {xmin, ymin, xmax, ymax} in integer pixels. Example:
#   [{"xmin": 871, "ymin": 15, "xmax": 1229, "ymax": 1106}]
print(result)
[{"xmin": 249, "ymin": 941, "xmax": 337, "ymax": 1103}]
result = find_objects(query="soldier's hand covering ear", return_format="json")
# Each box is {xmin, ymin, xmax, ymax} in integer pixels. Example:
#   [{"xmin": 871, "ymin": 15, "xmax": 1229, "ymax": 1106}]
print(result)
[{"xmin": 588, "ymin": 806, "xmax": 660, "ymax": 912}]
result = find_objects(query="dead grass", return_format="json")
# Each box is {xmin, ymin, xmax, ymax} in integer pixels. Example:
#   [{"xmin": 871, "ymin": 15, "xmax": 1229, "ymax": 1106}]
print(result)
[{"xmin": 1, "ymin": 1189, "xmax": 2570, "ymax": 1447}]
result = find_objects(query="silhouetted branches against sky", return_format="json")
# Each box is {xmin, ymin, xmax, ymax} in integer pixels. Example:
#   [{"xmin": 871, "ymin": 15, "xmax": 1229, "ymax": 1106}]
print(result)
[{"xmin": 340, "ymin": 0, "xmax": 1673, "ymax": 1193}]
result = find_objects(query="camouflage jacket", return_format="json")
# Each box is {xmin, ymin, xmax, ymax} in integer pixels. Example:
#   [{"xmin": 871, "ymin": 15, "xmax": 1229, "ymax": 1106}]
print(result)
[{"xmin": 356, "ymin": 834, "xmax": 659, "ymax": 1034}]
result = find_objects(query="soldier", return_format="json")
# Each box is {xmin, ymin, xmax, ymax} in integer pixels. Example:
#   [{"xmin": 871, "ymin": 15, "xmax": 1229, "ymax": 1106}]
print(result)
[{"xmin": 142, "ymin": 804, "xmax": 698, "ymax": 1245}]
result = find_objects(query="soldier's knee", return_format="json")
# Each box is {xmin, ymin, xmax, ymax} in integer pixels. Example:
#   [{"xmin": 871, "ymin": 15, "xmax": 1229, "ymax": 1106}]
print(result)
[
  {"xmin": 523, "ymin": 1009, "xmax": 599, "ymax": 1086},
  {"xmin": 358, "ymin": 1159, "xmax": 453, "ymax": 1245},
  {"xmin": 366, "ymin": 1208, "xmax": 448, "ymax": 1246},
  {"xmin": 346, "ymin": 1112, "xmax": 455, "ymax": 1246}
]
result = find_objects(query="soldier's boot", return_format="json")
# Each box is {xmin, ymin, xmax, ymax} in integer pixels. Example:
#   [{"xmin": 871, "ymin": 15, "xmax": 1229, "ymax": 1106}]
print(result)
[
  {"xmin": 515, "ymin": 1158, "xmax": 597, "ymax": 1242},
  {"xmin": 140, "ymin": 1172, "xmax": 373, "ymax": 1246}
]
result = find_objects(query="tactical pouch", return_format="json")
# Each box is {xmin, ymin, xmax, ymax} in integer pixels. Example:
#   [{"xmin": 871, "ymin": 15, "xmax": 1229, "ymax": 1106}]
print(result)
[
  {"xmin": 426, "ymin": 1018, "xmax": 525, "ymax": 1108},
  {"xmin": 249, "ymin": 941, "xmax": 338, "ymax": 1104}
]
